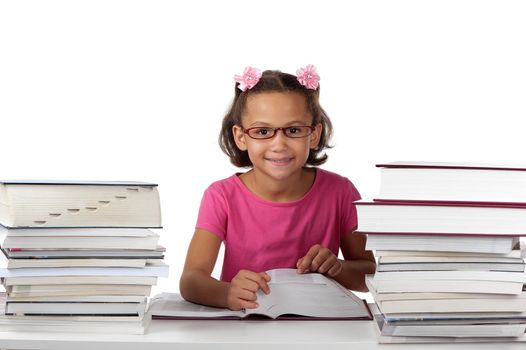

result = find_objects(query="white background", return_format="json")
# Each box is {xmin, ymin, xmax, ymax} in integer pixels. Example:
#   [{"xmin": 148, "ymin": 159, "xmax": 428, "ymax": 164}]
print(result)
[{"xmin": 1, "ymin": 1, "xmax": 525, "ymax": 300}]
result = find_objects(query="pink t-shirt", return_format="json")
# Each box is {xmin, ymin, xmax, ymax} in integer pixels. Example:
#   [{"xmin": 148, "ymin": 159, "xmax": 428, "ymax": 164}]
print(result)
[{"xmin": 196, "ymin": 168, "xmax": 361, "ymax": 282}]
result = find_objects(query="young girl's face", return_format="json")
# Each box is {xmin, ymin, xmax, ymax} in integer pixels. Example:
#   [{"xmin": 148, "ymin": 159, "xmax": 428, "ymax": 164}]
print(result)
[{"xmin": 233, "ymin": 91, "xmax": 322, "ymax": 182}]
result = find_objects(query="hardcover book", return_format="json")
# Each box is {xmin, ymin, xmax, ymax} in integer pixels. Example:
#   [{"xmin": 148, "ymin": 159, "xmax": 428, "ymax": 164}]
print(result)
[
  {"xmin": 0, "ymin": 180, "xmax": 162, "ymax": 228},
  {"xmin": 148, "ymin": 269, "xmax": 372, "ymax": 320},
  {"xmin": 376, "ymin": 161, "xmax": 526, "ymax": 204}
]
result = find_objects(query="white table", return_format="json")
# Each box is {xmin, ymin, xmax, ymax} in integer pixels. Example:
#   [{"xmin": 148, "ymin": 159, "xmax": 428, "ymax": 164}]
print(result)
[{"xmin": 0, "ymin": 319, "xmax": 525, "ymax": 350}]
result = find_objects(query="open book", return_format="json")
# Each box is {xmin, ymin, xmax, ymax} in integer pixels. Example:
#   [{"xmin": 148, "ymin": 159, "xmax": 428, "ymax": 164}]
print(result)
[{"xmin": 148, "ymin": 269, "xmax": 372, "ymax": 320}]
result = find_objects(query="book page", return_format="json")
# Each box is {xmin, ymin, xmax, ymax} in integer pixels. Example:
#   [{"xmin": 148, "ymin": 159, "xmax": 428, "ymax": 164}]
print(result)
[
  {"xmin": 148, "ymin": 293, "xmax": 243, "ymax": 318},
  {"xmin": 247, "ymin": 269, "xmax": 369, "ymax": 319}
]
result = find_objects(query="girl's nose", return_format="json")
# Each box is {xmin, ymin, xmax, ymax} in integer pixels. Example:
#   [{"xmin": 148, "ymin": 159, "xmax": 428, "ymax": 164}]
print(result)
[{"xmin": 269, "ymin": 128, "xmax": 289, "ymax": 150}]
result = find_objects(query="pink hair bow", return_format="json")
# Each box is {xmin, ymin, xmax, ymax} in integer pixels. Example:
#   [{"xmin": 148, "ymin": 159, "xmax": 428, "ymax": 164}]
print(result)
[
  {"xmin": 296, "ymin": 64, "xmax": 320, "ymax": 90},
  {"xmin": 234, "ymin": 67, "xmax": 262, "ymax": 92}
]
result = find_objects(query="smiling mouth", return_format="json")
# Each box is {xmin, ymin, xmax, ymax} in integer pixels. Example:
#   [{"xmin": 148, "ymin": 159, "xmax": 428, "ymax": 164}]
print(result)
[{"xmin": 266, "ymin": 157, "xmax": 294, "ymax": 165}]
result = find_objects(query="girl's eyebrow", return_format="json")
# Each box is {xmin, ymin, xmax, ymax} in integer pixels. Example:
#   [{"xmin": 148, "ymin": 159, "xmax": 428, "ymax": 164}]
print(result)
[{"xmin": 248, "ymin": 120, "xmax": 309, "ymax": 127}]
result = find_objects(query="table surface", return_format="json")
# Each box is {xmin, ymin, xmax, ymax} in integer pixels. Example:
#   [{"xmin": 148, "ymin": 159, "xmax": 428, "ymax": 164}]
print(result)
[{"xmin": 1, "ymin": 319, "xmax": 525, "ymax": 350}]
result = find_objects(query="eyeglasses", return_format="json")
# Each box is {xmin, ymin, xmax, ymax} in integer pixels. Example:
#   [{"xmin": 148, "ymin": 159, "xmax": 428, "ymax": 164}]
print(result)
[{"xmin": 243, "ymin": 126, "xmax": 316, "ymax": 140}]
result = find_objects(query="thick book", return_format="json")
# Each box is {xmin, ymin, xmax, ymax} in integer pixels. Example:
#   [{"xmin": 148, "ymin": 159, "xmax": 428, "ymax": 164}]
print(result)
[
  {"xmin": 0, "ymin": 315, "xmax": 150, "ymax": 334},
  {"xmin": 375, "ymin": 248, "xmax": 524, "ymax": 259},
  {"xmin": 376, "ymin": 161, "xmax": 526, "ymax": 204},
  {"xmin": 4, "ymin": 300, "xmax": 147, "ymax": 316},
  {"xmin": 4, "ymin": 257, "xmax": 148, "ymax": 269},
  {"xmin": 148, "ymin": 269, "xmax": 372, "ymax": 320},
  {"xmin": 367, "ymin": 277, "xmax": 526, "ymax": 313},
  {"xmin": 372, "ymin": 270, "xmax": 526, "ymax": 283},
  {"xmin": 365, "ymin": 274, "xmax": 524, "ymax": 294},
  {"xmin": 355, "ymin": 199, "xmax": 526, "ymax": 236},
  {"xmin": 0, "ymin": 254, "xmax": 169, "ymax": 278},
  {"xmin": 2, "ymin": 275, "xmax": 158, "ymax": 286},
  {"xmin": 2, "ymin": 227, "xmax": 154, "ymax": 237},
  {"xmin": 0, "ymin": 180, "xmax": 162, "ymax": 228},
  {"xmin": 2, "ymin": 246, "xmax": 165, "ymax": 259},
  {"xmin": 7, "ymin": 284, "xmax": 152, "ymax": 298},
  {"xmin": 371, "ymin": 304, "xmax": 526, "ymax": 343},
  {"xmin": 0, "ymin": 304, "xmax": 150, "ymax": 334},
  {"xmin": 6, "ymin": 295, "xmax": 147, "ymax": 303},
  {"xmin": 374, "ymin": 312, "xmax": 526, "ymax": 338},
  {"xmin": 377, "ymin": 261, "xmax": 525, "ymax": 272},
  {"xmin": 365, "ymin": 234, "xmax": 519, "ymax": 254},
  {"xmin": 0, "ymin": 229, "xmax": 160, "ymax": 250}
]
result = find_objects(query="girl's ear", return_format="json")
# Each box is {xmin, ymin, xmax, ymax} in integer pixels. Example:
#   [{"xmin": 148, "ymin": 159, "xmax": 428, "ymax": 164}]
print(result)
[
  {"xmin": 309, "ymin": 123, "xmax": 323, "ymax": 150},
  {"xmin": 232, "ymin": 125, "xmax": 248, "ymax": 151}
]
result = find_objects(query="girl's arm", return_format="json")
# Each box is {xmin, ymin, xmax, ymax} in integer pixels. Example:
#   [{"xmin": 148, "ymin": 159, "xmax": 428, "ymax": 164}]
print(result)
[
  {"xmin": 179, "ymin": 229, "xmax": 229, "ymax": 307},
  {"xmin": 179, "ymin": 229, "xmax": 270, "ymax": 309},
  {"xmin": 333, "ymin": 231, "xmax": 376, "ymax": 291}
]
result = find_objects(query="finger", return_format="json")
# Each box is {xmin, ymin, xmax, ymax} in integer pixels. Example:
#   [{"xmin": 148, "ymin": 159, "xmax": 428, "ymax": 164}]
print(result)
[
  {"xmin": 327, "ymin": 260, "xmax": 343, "ymax": 277},
  {"xmin": 317, "ymin": 255, "xmax": 337, "ymax": 274},
  {"xmin": 296, "ymin": 258, "xmax": 302, "ymax": 268},
  {"xmin": 296, "ymin": 258, "xmax": 311, "ymax": 274},
  {"xmin": 260, "ymin": 272, "xmax": 271, "ymax": 282},
  {"xmin": 257, "ymin": 272, "xmax": 271, "ymax": 294},
  {"xmin": 245, "ymin": 271, "xmax": 271, "ymax": 294},
  {"xmin": 240, "ymin": 279, "xmax": 261, "ymax": 293},
  {"xmin": 310, "ymin": 249, "xmax": 332, "ymax": 271},
  {"xmin": 237, "ymin": 299, "xmax": 259, "ymax": 310},
  {"xmin": 298, "ymin": 245, "xmax": 321, "ymax": 272},
  {"xmin": 230, "ymin": 284, "xmax": 258, "ymax": 301},
  {"xmin": 237, "ymin": 289, "xmax": 258, "ymax": 301},
  {"xmin": 232, "ymin": 274, "xmax": 260, "ymax": 292}
]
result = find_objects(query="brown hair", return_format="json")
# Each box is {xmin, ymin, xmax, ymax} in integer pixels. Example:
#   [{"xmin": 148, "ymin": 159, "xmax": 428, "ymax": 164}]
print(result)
[{"xmin": 219, "ymin": 70, "xmax": 333, "ymax": 168}]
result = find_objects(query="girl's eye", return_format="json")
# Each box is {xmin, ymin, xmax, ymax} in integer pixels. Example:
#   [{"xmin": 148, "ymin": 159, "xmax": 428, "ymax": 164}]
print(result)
[
  {"xmin": 288, "ymin": 127, "xmax": 299, "ymax": 134},
  {"xmin": 256, "ymin": 128, "xmax": 270, "ymax": 135}
]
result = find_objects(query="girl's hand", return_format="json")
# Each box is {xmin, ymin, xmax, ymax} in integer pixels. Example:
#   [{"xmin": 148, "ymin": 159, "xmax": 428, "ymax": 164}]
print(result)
[
  {"xmin": 296, "ymin": 244, "xmax": 343, "ymax": 277},
  {"xmin": 226, "ymin": 269, "xmax": 271, "ymax": 311}
]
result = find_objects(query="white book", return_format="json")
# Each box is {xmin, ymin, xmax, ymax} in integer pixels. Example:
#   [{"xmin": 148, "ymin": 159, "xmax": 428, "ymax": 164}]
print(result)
[
  {"xmin": 377, "ymin": 297, "xmax": 526, "ymax": 314},
  {"xmin": 3, "ymin": 246, "xmax": 166, "ymax": 259},
  {"xmin": 0, "ymin": 313, "xmax": 143, "ymax": 322},
  {"xmin": 0, "ymin": 180, "xmax": 161, "ymax": 228},
  {"xmin": 5, "ymin": 300, "xmax": 147, "ymax": 316},
  {"xmin": 3, "ymin": 275, "xmax": 158, "ymax": 286},
  {"xmin": 365, "ymin": 234, "xmax": 519, "ymax": 254},
  {"xmin": 0, "ymin": 230, "xmax": 160, "ymax": 249},
  {"xmin": 8, "ymin": 284, "xmax": 152, "ymax": 297},
  {"xmin": 148, "ymin": 269, "xmax": 371, "ymax": 320},
  {"xmin": 355, "ymin": 199, "xmax": 526, "ymax": 236},
  {"xmin": 2, "ymin": 227, "xmax": 154, "ymax": 237},
  {"xmin": 372, "ymin": 305, "xmax": 526, "ymax": 343},
  {"xmin": 0, "ymin": 255, "xmax": 169, "ymax": 278},
  {"xmin": 375, "ymin": 248, "xmax": 525, "ymax": 259},
  {"xmin": 0, "ymin": 313, "xmax": 149, "ymax": 334},
  {"xmin": 377, "ymin": 261, "xmax": 525, "ymax": 272},
  {"xmin": 378, "ymin": 255, "xmax": 525, "ymax": 264},
  {"xmin": 367, "ymin": 274, "xmax": 524, "ymax": 294},
  {"xmin": 372, "ymin": 270, "xmax": 526, "ymax": 283},
  {"xmin": 376, "ymin": 314, "xmax": 526, "ymax": 338},
  {"xmin": 376, "ymin": 161, "xmax": 526, "ymax": 203},
  {"xmin": 5, "ymin": 258, "xmax": 147, "ymax": 269},
  {"xmin": 383, "ymin": 311, "xmax": 526, "ymax": 322},
  {"xmin": 7, "ymin": 295, "xmax": 147, "ymax": 303},
  {"xmin": 368, "ymin": 277, "xmax": 526, "ymax": 313}
]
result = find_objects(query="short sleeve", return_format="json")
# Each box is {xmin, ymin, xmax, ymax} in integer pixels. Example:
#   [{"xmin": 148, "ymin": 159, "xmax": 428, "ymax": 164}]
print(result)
[
  {"xmin": 340, "ymin": 179, "xmax": 362, "ymax": 237},
  {"xmin": 195, "ymin": 186, "xmax": 228, "ymax": 241}
]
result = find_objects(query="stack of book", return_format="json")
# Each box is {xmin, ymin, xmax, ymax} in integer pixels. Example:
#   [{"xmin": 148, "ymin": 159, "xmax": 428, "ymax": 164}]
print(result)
[
  {"xmin": 355, "ymin": 162, "xmax": 526, "ymax": 343},
  {"xmin": 0, "ymin": 180, "xmax": 168, "ymax": 334}
]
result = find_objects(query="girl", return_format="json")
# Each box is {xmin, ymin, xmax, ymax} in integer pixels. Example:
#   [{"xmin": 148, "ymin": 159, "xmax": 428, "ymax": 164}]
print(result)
[{"xmin": 180, "ymin": 65, "xmax": 376, "ymax": 311}]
